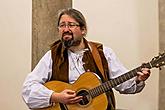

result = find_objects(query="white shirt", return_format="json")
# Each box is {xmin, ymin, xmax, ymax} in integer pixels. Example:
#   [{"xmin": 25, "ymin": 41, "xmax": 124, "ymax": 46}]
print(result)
[{"xmin": 22, "ymin": 46, "xmax": 145, "ymax": 109}]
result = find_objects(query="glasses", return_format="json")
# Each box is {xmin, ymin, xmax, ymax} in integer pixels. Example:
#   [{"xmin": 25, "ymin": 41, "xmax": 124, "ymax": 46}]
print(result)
[{"xmin": 58, "ymin": 22, "xmax": 80, "ymax": 29}]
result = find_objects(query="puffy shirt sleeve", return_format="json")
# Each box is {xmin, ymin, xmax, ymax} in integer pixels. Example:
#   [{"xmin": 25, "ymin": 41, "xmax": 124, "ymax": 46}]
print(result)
[
  {"xmin": 22, "ymin": 50, "xmax": 54, "ymax": 109},
  {"xmin": 103, "ymin": 46, "xmax": 145, "ymax": 94}
]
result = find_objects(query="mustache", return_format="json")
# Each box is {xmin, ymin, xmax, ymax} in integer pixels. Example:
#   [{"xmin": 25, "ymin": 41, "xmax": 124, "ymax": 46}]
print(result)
[{"xmin": 62, "ymin": 32, "xmax": 73, "ymax": 37}]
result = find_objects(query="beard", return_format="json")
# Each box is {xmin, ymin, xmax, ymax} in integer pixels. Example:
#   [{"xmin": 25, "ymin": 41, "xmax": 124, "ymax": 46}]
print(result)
[{"xmin": 61, "ymin": 32, "xmax": 82, "ymax": 48}]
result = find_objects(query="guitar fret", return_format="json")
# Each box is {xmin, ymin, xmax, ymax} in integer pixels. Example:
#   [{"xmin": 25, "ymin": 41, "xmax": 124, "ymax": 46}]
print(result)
[
  {"xmin": 100, "ymin": 85, "xmax": 105, "ymax": 92},
  {"xmin": 134, "ymin": 68, "xmax": 138, "ymax": 73},
  {"xmin": 103, "ymin": 82, "xmax": 108, "ymax": 91},
  {"xmin": 120, "ymin": 76, "xmax": 124, "ymax": 83},
  {"xmin": 124, "ymin": 74, "xmax": 127, "ymax": 81},
  {"xmin": 130, "ymin": 70, "xmax": 135, "ymax": 77},
  {"xmin": 102, "ymin": 84, "xmax": 107, "ymax": 92},
  {"xmin": 119, "ymin": 75, "xmax": 126, "ymax": 84},
  {"xmin": 91, "ymin": 89, "xmax": 96, "ymax": 98},
  {"xmin": 89, "ymin": 89, "xmax": 93, "ymax": 97},
  {"xmin": 125, "ymin": 74, "xmax": 129, "ymax": 82},
  {"xmin": 111, "ymin": 80, "xmax": 115, "ymax": 87},
  {"xmin": 92, "ymin": 88, "xmax": 96, "ymax": 97},
  {"xmin": 88, "ymin": 90, "xmax": 93, "ymax": 97},
  {"xmin": 119, "ymin": 75, "xmax": 125, "ymax": 83},
  {"xmin": 127, "ymin": 72, "xmax": 131, "ymax": 79},
  {"xmin": 129, "ymin": 71, "xmax": 133, "ymax": 78},
  {"xmin": 100, "ymin": 85, "xmax": 104, "ymax": 92},
  {"xmin": 107, "ymin": 82, "xmax": 111, "ymax": 89},
  {"xmin": 94, "ymin": 88, "xmax": 98, "ymax": 97},
  {"xmin": 97, "ymin": 86, "xmax": 102, "ymax": 95},
  {"xmin": 105, "ymin": 82, "xmax": 110, "ymax": 91},
  {"xmin": 114, "ymin": 78, "xmax": 118, "ymax": 86},
  {"xmin": 116, "ymin": 77, "xmax": 120, "ymax": 85}
]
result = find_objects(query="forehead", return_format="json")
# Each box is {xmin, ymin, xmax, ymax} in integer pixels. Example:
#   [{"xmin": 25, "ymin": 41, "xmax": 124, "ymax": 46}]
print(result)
[{"xmin": 59, "ymin": 14, "xmax": 77, "ymax": 23}]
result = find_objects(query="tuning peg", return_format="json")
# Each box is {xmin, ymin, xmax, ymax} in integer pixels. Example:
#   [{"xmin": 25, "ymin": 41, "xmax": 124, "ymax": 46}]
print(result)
[
  {"xmin": 152, "ymin": 57, "xmax": 156, "ymax": 61},
  {"xmin": 156, "ymin": 64, "xmax": 160, "ymax": 67},
  {"xmin": 159, "ymin": 52, "xmax": 165, "ymax": 56},
  {"xmin": 159, "ymin": 67, "xmax": 162, "ymax": 70},
  {"xmin": 162, "ymin": 61, "xmax": 165, "ymax": 64}
]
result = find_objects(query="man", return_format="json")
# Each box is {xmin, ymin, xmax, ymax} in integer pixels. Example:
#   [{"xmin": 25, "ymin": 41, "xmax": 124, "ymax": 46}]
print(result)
[{"xmin": 22, "ymin": 8, "xmax": 150, "ymax": 110}]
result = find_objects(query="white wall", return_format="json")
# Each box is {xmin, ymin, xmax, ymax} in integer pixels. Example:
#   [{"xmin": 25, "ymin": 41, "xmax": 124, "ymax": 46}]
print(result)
[
  {"xmin": 73, "ymin": 0, "xmax": 159, "ymax": 110},
  {"xmin": 0, "ymin": 0, "xmax": 159, "ymax": 110},
  {"xmin": 0, "ymin": 0, "xmax": 31, "ymax": 110}
]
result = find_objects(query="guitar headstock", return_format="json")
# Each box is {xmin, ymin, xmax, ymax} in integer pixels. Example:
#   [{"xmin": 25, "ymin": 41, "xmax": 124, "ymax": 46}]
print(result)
[{"xmin": 150, "ymin": 52, "xmax": 165, "ymax": 69}]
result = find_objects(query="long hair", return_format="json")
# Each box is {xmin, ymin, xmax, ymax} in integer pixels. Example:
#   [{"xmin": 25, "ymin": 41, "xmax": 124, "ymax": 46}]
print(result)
[{"xmin": 57, "ymin": 8, "xmax": 87, "ymax": 36}]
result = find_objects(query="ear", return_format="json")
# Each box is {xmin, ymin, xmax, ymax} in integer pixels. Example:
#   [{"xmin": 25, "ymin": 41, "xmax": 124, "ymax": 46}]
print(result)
[
  {"xmin": 81, "ymin": 28, "xmax": 87, "ymax": 36},
  {"xmin": 82, "ymin": 30, "xmax": 85, "ymax": 34}
]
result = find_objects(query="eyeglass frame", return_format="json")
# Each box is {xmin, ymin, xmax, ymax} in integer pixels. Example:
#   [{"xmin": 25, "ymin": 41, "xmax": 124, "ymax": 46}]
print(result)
[{"xmin": 58, "ymin": 22, "xmax": 80, "ymax": 29}]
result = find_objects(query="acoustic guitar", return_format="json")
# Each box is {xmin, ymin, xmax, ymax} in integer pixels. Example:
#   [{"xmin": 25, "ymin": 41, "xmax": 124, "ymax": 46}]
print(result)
[{"xmin": 35, "ymin": 52, "xmax": 165, "ymax": 110}]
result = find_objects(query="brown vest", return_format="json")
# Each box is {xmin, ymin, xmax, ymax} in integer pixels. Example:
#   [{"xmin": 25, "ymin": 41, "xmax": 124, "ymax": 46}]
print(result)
[{"xmin": 50, "ymin": 39, "xmax": 115, "ymax": 110}]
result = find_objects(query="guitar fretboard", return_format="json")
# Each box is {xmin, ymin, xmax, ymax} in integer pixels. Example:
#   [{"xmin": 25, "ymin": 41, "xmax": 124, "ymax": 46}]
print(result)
[{"xmin": 89, "ymin": 63, "xmax": 151, "ymax": 98}]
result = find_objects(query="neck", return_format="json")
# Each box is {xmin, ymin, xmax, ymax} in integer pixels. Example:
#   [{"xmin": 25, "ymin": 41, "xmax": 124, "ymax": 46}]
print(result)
[{"xmin": 69, "ymin": 39, "xmax": 85, "ymax": 52}]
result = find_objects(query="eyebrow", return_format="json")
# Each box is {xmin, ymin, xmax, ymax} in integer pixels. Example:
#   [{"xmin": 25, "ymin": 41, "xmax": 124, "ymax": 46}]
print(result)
[{"xmin": 59, "ymin": 21, "xmax": 79, "ymax": 24}]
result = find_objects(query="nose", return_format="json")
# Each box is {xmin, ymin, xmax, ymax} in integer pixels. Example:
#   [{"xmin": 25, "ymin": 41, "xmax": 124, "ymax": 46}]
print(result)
[{"xmin": 63, "ymin": 26, "xmax": 70, "ymax": 31}]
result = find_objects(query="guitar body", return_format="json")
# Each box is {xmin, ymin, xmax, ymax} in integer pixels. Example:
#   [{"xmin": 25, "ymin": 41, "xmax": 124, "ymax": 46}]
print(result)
[{"xmin": 35, "ymin": 72, "xmax": 108, "ymax": 110}]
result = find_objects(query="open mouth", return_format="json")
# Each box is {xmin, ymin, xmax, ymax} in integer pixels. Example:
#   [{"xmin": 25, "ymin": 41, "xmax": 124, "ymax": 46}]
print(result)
[
  {"xmin": 63, "ymin": 34, "xmax": 72, "ymax": 41},
  {"xmin": 62, "ymin": 32, "xmax": 73, "ymax": 41}
]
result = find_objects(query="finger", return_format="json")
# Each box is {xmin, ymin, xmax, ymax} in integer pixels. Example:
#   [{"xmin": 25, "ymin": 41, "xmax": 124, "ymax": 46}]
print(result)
[
  {"xmin": 65, "ymin": 89, "xmax": 76, "ymax": 94},
  {"xmin": 142, "ymin": 70, "xmax": 149, "ymax": 75},
  {"xmin": 69, "ymin": 96, "xmax": 83, "ymax": 104},
  {"xmin": 137, "ymin": 72, "xmax": 145, "ymax": 81},
  {"xmin": 141, "ymin": 68, "xmax": 151, "ymax": 73},
  {"xmin": 137, "ymin": 72, "xmax": 144, "ymax": 76},
  {"xmin": 137, "ymin": 72, "xmax": 150, "ymax": 81},
  {"xmin": 138, "ymin": 71, "xmax": 150, "ymax": 78},
  {"xmin": 73, "ymin": 98, "xmax": 83, "ymax": 103},
  {"xmin": 64, "ymin": 90, "xmax": 76, "ymax": 97},
  {"xmin": 67, "ymin": 94, "xmax": 77, "ymax": 99},
  {"xmin": 70, "ymin": 96, "xmax": 82, "ymax": 101},
  {"xmin": 142, "ymin": 70, "xmax": 151, "ymax": 76}
]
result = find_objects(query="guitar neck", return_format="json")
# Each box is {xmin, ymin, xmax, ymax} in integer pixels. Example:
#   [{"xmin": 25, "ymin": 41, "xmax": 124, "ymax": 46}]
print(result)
[
  {"xmin": 109, "ymin": 66, "xmax": 141, "ymax": 88},
  {"xmin": 89, "ymin": 63, "xmax": 152, "ymax": 98}
]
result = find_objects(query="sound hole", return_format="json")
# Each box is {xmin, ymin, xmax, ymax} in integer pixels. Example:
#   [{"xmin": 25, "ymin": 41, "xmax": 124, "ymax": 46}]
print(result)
[{"xmin": 77, "ymin": 89, "xmax": 91, "ymax": 106}]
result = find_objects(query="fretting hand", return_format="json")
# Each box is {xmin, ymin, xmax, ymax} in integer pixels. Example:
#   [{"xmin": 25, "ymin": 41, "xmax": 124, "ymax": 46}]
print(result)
[{"xmin": 136, "ymin": 68, "xmax": 151, "ymax": 83}]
